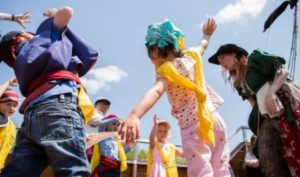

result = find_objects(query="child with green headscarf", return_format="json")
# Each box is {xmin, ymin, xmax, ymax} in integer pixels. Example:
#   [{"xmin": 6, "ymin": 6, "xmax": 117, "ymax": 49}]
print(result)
[{"xmin": 120, "ymin": 18, "xmax": 230, "ymax": 177}]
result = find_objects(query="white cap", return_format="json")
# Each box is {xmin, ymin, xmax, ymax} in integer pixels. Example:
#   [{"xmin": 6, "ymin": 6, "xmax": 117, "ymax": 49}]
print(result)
[{"xmin": 95, "ymin": 97, "xmax": 111, "ymax": 105}]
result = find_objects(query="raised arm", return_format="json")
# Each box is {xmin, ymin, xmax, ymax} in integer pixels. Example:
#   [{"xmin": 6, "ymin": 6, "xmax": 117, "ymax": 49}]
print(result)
[
  {"xmin": 149, "ymin": 115, "xmax": 159, "ymax": 149},
  {"xmin": 43, "ymin": 6, "xmax": 73, "ymax": 28},
  {"xmin": 0, "ymin": 12, "xmax": 15, "ymax": 21},
  {"xmin": 120, "ymin": 78, "xmax": 168, "ymax": 144},
  {"xmin": 0, "ymin": 77, "xmax": 18, "ymax": 97},
  {"xmin": 0, "ymin": 12, "xmax": 31, "ymax": 28},
  {"xmin": 198, "ymin": 18, "xmax": 217, "ymax": 56}
]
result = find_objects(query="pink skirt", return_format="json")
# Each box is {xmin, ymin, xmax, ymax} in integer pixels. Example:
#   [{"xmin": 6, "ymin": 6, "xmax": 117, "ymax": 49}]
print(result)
[
  {"xmin": 180, "ymin": 111, "xmax": 231, "ymax": 177},
  {"xmin": 149, "ymin": 146, "xmax": 167, "ymax": 177}
]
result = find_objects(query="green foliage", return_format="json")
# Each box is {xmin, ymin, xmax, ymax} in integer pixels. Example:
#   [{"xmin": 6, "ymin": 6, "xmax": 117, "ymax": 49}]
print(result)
[
  {"xmin": 126, "ymin": 149, "xmax": 135, "ymax": 161},
  {"xmin": 138, "ymin": 149, "xmax": 148, "ymax": 161},
  {"xmin": 126, "ymin": 148, "xmax": 186, "ymax": 165},
  {"xmin": 126, "ymin": 148, "xmax": 148, "ymax": 161},
  {"xmin": 176, "ymin": 156, "xmax": 186, "ymax": 165}
]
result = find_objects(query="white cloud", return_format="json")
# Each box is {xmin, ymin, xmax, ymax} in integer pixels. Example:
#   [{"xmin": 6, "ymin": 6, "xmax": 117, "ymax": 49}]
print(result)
[
  {"xmin": 214, "ymin": 0, "xmax": 268, "ymax": 24},
  {"xmin": 81, "ymin": 65, "xmax": 128, "ymax": 94}
]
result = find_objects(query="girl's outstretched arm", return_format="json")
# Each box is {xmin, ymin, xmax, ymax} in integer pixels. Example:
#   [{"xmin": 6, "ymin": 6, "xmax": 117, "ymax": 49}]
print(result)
[
  {"xmin": 0, "ymin": 12, "xmax": 31, "ymax": 28},
  {"xmin": 198, "ymin": 18, "xmax": 217, "ymax": 56},
  {"xmin": 120, "ymin": 78, "xmax": 168, "ymax": 144}
]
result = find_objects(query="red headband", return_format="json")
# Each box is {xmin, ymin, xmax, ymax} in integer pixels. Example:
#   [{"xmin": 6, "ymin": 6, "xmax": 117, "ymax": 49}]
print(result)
[
  {"xmin": 102, "ymin": 114, "xmax": 118, "ymax": 121},
  {"xmin": 0, "ymin": 90, "xmax": 19, "ymax": 104}
]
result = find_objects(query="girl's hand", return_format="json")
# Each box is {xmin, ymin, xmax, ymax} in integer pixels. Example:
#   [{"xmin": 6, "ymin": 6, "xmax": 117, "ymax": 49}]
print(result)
[
  {"xmin": 153, "ymin": 114, "xmax": 159, "ymax": 126},
  {"xmin": 14, "ymin": 12, "xmax": 31, "ymax": 28},
  {"xmin": 43, "ymin": 8, "xmax": 58, "ymax": 17},
  {"xmin": 203, "ymin": 18, "xmax": 217, "ymax": 36},
  {"xmin": 119, "ymin": 115, "xmax": 140, "ymax": 144},
  {"xmin": 8, "ymin": 77, "xmax": 18, "ymax": 87},
  {"xmin": 85, "ymin": 133, "xmax": 94, "ymax": 142}
]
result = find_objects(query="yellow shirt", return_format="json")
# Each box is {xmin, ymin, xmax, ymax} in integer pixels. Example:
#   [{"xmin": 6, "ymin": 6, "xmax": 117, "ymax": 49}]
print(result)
[
  {"xmin": 0, "ymin": 120, "xmax": 16, "ymax": 170},
  {"xmin": 147, "ymin": 142, "xmax": 178, "ymax": 177},
  {"xmin": 90, "ymin": 136, "xmax": 127, "ymax": 173}
]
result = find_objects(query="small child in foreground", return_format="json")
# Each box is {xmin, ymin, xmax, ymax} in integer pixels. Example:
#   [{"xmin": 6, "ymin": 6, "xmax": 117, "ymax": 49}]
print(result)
[{"xmin": 147, "ymin": 115, "xmax": 184, "ymax": 177}]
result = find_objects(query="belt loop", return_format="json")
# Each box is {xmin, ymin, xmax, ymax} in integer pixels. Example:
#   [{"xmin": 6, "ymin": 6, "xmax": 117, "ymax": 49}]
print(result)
[{"xmin": 59, "ymin": 94, "xmax": 65, "ymax": 102}]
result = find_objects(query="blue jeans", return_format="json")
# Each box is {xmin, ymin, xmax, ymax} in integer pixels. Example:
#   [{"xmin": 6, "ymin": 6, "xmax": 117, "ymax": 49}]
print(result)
[{"xmin": 1, "ymin": 93, "xmax": 90, "ymax": 177}]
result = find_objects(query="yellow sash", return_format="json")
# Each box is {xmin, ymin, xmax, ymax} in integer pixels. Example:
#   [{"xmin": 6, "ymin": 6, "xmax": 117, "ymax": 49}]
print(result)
[
  {"xmin": 90, "ymin": 136, "xmax": 127, "ymax": 173},
  {"xmin": 77, "ymin": 85, "xmax": 94, "ymax": 125},
  {"xmin": 147, "ymin": 142, "xmax": 178, "ymax": 177},
  {"xmin": 0, "ymin": 120, "xmax": 16, "ymax": 170},
  {"xmin": 156, "ymin": 48, "xmax": 215, "ymax": 145}
]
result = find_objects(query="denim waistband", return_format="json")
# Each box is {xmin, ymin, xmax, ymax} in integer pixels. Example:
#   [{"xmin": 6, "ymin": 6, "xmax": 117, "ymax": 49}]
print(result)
[{"xmin": 26, "ymin": 93, "xmax": 77, "ymax": 111}]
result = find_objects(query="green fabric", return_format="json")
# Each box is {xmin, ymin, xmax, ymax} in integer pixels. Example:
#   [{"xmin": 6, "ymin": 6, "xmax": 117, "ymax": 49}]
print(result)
[
  {"xmin": 238, "ymin": 49, "xmax": 290, "ymax": 134},
  {"xmin": 252, "ymin": 138, "xmax": 259, "ymax": 158},
  {"xmin": 248, "ymin": 49, "xmax": 285, "ymax": 75},
  {"xmin": 248, "ymin": 103, "xmax": 259, "ymax": 134},
  {"xmin": 245, "ymin": 49, "xmax": 286, "ymax": 94},
  {"xmin": 237, "ymin": 86, "xmax": 254, "ymax": 101},
  {"xmin": 237, "ymin": 49, "xmax": 286, "ymax": 100},
  {"xmin": 145, "ymin": 20, "xmax": 184, "ymax": 51}
]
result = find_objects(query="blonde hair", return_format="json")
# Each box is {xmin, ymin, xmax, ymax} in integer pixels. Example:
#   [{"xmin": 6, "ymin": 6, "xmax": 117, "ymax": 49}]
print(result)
[
  {"xmin": 224, "ymin": 54, "xmax": 248, "ymax": 88},
  {"xmin": 157, "ymin": 123, "xmax": 170, "ymax": 130}
]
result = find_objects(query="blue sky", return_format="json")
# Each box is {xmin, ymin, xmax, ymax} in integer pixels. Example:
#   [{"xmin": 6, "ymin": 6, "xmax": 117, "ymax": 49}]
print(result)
[{"xmin": 1, "ymin": 0, "xmax": 299, "ymax": 149}]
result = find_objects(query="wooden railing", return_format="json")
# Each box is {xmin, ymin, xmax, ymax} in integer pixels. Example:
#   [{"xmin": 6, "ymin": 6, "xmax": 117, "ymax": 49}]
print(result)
[{"xmin": 13, "ymin": 126, "xmax": 252, "ymax": 177}]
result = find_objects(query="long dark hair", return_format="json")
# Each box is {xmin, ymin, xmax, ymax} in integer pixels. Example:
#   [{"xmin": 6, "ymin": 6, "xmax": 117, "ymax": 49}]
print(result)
[{"xmin": 224, "ymin": 53, "xmax": 248, "ymax": 88}]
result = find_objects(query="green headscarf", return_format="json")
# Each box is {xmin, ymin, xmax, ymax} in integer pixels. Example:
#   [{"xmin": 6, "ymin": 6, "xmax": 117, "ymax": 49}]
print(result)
[{"xmin": 145, "ymin": 19, "xmax": 184, "ymax": 51}]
